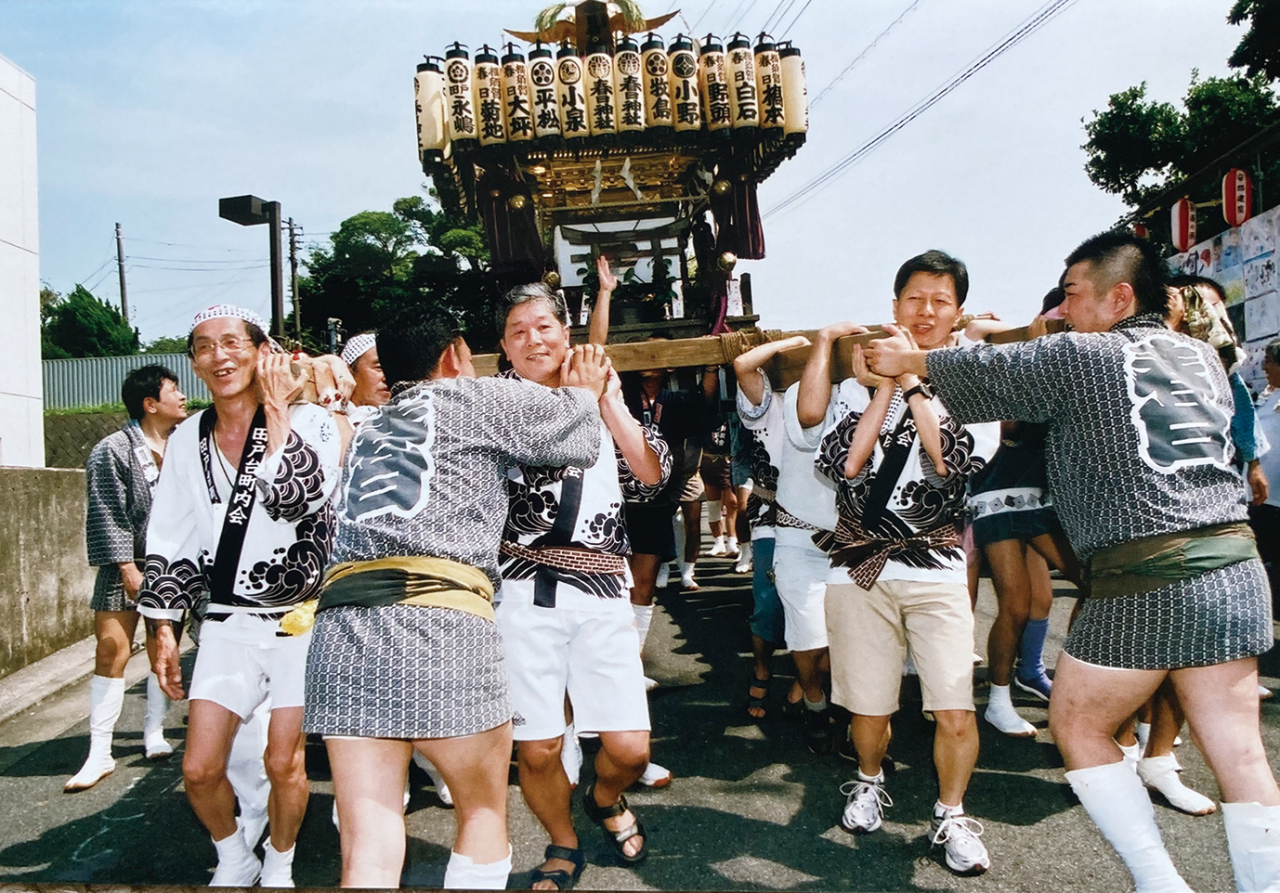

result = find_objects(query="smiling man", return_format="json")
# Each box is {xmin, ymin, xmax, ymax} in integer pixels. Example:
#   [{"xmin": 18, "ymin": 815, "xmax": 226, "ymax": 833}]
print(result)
[
  {"xmin": 137, "ymin": 305, "xmax": 342, "ymax": 887},
  {"xmin": 867, "ymin": 231, "xmax": 1280, "ymax": 892}
]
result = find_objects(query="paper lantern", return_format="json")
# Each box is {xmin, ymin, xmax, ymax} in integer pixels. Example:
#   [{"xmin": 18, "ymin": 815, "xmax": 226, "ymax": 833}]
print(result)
[
  {"xmin": 443, "ymin": 43, "xmax": 479, "ymax": 149},
  {"xmin": 584, "ymin": 43, "xmax": 617, "ymax": 138},
  {"xmin": 1223, "ymin": 168, "xmax": 1254, "ymax": 228},
  {"xmin": 501, "ymin": 45, "xmax": 533, "ymax": 143},
  {"xmin": 778, "ymin": 41, "xmax": 808, "ymax": 141},
  {"xmin": 414, "ymin": 57, "xmax": 447, "ymax": 162},
  {"xmin": 556, "ymin": 45, "xmax": 589, "ymax": 140},
  {"xmin": 528, "ymin": 43, "xmax": 562, "ymax": 141},
  {"xmin": 668, "ymin": 34, "xmax": 701, "ymax": 138},
  {"xmin": 1171, "ymin": 197, "xmax": 1196, "ymax": 253},
  {"xmin": 726, "ymin": 34, "xmax": 759, "ymax": 130},
  {"xmin": 754, "ymin": 36, "xmax": 785, "ymax": 131},
  {"xmin": 473, "ymin": 46, "xmax": 507, "ymax": 146},
  {"xmin": 1133, "ymin": 223, "xmax": 1148, "ymax": 239},
  {"xmin": 641, "ymin": 33, "xmax": 674, "ymax": 131},
  {"xmin": 614, "ymin": 35, "xmax": 645, "ymax": 135},
  {"xmin": 700, "ymin": 34, "xmax": 731, "ymax": 136}
]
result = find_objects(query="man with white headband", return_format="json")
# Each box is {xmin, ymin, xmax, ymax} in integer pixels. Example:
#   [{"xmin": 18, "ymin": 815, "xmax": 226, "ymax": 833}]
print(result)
[
  {"xmin": 137, "ymin": 304, "xmax": 342, "ymax": 887},
  {"xmin": 340, "ymin": 332, "xmax": 390, "ymax": 425}
]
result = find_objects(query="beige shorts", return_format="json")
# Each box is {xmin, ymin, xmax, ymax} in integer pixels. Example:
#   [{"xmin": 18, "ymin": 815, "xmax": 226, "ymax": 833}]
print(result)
[{"xmin": 825, "ymin": 580, "xmax": 975, "ymax": 716}]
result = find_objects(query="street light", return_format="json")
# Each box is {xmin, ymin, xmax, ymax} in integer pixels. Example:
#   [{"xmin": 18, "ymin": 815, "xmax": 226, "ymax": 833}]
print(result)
[{"xmin": 218, "ymin": 194, "xmax": 284, "ymax": 338}]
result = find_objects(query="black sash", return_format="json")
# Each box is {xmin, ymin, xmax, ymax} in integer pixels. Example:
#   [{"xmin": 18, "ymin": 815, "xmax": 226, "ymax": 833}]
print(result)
[
  {"xmin": 861, "ymin": 392, "xmax": 915, "ymax": 529},
  {"xmin": 530, "ymin": 467, "xmax": 585, "ymax": 608},
  {"xmin": 199, "ymin": 406, "xmax": 269, "ymax": 605}
]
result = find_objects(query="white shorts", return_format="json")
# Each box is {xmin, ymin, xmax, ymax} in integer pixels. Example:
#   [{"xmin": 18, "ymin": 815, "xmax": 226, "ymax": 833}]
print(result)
[
  {"xmin": 772, "ymin": 529, "xmax": 831, "ymax": 652},
  {"xmin": 495, "ymin": 578, "xmax": 650, "ymax": 742},
  {"xmin": 189, "ymin": 612, "xmax": 310, "ymax": 719}
]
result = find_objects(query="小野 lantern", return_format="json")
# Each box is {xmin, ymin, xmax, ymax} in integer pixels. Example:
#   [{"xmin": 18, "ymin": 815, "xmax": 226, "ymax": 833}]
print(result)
[{"xmin": 668, "ymin": 34, "xmax": 701, "ymax": 141}]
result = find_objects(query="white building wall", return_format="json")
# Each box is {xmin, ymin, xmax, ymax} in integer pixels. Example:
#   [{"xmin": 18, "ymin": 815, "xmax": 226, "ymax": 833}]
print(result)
[{"xmin": 0, "ymin": 55, "xmax": 42, "ymax": 467}]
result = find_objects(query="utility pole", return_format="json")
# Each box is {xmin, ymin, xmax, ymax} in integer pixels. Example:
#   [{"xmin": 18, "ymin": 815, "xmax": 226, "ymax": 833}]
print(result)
[
  {"xmin": 114, "ymin": 222, "xmax": 129, "ymax": 321},
  {"xmin": 288, "ymin": 217, "xmax": 300, "ymax": 341}
]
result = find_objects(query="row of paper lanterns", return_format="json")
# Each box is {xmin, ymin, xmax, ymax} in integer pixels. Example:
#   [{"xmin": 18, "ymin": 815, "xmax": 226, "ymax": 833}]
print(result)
[
  {"xmin": 413, "ymin": 33, "xmax": 809, "ymax": 160},
  {"xmin": 1164, "ymin": 168, "xmax": 1256, "ymax": 252}
]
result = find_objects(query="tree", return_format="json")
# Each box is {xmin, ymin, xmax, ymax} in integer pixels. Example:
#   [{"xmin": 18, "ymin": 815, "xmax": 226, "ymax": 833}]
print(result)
[
  {"xmin": 143, "ymin": 335, "xmax": 190, "ymax": 355},
  {"xmin": 41, "ymin": 285, "xmax": 140, "ymax": 359},
  {"xmin": 1228, "ymin": 0, "xmax": 1280, "ymax": 83}
]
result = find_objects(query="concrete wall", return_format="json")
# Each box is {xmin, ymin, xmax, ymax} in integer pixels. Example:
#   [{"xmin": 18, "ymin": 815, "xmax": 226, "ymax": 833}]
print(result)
[
  {"xmin": 0, "ymin": 54, "xmax": 43, "ymax": 468},
  {"xmin": 0, "ymin": 467, "xmax": 94, "ymax": 679}
]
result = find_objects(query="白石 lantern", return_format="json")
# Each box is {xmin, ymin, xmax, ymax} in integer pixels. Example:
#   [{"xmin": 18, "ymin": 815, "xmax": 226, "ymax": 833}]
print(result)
[
  {"xmin": 778, "ymin": 41, "xmax": 808, "ymax": 142},
  {"xmin": 727, "ymin": 33, "xmax": 758, "ymax": 130},
  {"xmin": 556, "ymin": 44, "xmax": 589, "ymax": 140},
  {"xmin": 1223, "ymin": 168, "xmax": 1254, "ymax": 228},
  {"xmin": 754, "ymin": 35, "xmax": 784, "ymax": 131},
  {"xmin": 474, "ymin": 45, "xmax": 507, "ymax": 146},
  {"xmin": 614, "ymin": 35, "xmax": 645, "ymax": 136},
  {"xmin": 501, "ymin": 44, "xmax": 533, "ymax": 143},
  {"xmin": 700, "ymin": 34, "xmax": 731, "ymax": 137},
  {"xmin": 1171, "ymin": 197, "xmax": 1196, "ymax": 253},
  {"xmin": 444, "ymin": 43, "xmax": 479, "ymax": 149},
  {"xmin": 414, "ymin": 56, "xmax": 447, "ymax": 163},
  {"xmin": 584, "ymin": 41, "xmax": 617, "ymax": 138},
  {"xmin": 641, "ymin": 33, "xmax": 673, "ymax": 131},
  {"xmin": 669, "ymin": 34, "xmax": 701, "ymax": 141},
  {"xmin": 529, "ymin": 42, "xmax": 562, "ymax": 142}
]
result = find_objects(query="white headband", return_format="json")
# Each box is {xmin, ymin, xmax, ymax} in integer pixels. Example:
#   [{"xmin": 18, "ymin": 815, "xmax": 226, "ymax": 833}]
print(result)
[
  {"xmin": 190, "ymin": 304, "xmax": 270, "ymax": 335},
  {"xmin": 341, "ymin": 333, "xmax": 377, "ymax": 367}
]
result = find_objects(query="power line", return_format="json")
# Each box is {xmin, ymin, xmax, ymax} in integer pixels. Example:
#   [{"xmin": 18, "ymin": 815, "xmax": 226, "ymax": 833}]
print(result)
[
  {"xmin": 129, "ymin": 263, "xmax": 270, "ymax": 272},
  {"xmin": 690, "ymin": 0, "xmax": 719, "ymax": 31},
  {"xmin": 127, "ymin": 254, "xmax": 271, "ymax": 264},
  {"xmin": 812, "ymin": 0, "xmax": 923, "ymax": 107},
  {"xmin": 765, "ymin": 0, "xmax": 1079, "ymax": 220},
  {"xmin": 128, "ymin": 237, "xmax": 258, "ymax": 252},
  {"xmin": 761, "ymin": 0, "xmax": 798, "ymax": 34},
  {"xmin": 778, "ymin": 0, "xmax": 814, "ymax": 37},
  {"xmin": 725, "ymin": 0, "xmax": 760, "ymax": 34}
]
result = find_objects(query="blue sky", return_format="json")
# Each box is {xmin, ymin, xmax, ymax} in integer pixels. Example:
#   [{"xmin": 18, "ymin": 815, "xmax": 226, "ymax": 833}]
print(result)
[{"xmin": 0, "ymin": 0, "xmax": 1252, "ymax": 342}]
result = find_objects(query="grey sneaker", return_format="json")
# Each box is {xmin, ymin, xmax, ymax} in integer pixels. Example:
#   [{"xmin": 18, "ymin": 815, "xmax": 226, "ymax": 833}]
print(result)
[
  {"xmin": 839, "ymin": 776, "xmax": 891, "ymax": 834},
  {"xmin": 930, "ymin": 811, "xmax": 991, "ymax": 875}
]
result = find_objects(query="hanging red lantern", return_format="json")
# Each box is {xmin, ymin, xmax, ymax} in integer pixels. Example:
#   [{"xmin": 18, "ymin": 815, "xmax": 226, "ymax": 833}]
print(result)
[
  {"xmin": 1133, "ymin": 223, "xmax": 1148, "ymax": 239},
  {"xmin": 1223, "ymin": 168, "xmax": 1254, "ymax": 228},
  {"xmin": 1171, "ymin": 198, "xmax": 1196, "ymax": 253}
]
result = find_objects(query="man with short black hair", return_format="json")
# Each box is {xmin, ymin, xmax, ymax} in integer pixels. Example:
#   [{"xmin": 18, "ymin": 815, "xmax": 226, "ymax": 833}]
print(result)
[
  {"xmin": 868, "ymin": 230, "xmax": 1280, "ymax": 892},
  {"xmin": 69, "ymin": 364, "xmax": 187, "ymax": 792}
]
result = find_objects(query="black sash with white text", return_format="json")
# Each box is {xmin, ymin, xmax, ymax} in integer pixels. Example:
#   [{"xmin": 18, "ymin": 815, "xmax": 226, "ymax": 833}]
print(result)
[{"xmin": 199, "ymin": 405, "xmax": 269, "ymax": 606}]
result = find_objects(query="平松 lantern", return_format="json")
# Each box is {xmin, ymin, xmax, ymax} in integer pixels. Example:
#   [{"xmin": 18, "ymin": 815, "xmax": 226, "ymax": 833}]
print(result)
[
  {"xmin": 501, "ymin": 44, "xmax": 534, "ymax": 143},
  {"xmin": 669, "ymin": 34, "xmax": 701, "ymax": 139},
  {"xmin": 754, "ymin": 35, "xmax": 784, "ymax": 131},
  {"xmin": 778, "ymin": 41, "xmax": 808, "ymax": 142},
  {"xmin": 700, "ymin": 34, "xmax": 731, "ymax": 137},
  {"xmin": 641, "ymin": 33, "xmax": 673, "ymax": 131},
  {"xmin": 414, "ymin": 56, "xmax": 446, "ymax": 163},
  {"xmin": 473, "ymin": 46, "xmax": 507, "ymax": 146},
  {"xmin": 614, "ymin": 35, "xmax": 645, "ymax": 135},
  {"xmin": 726, "ymin": 33, "xmax": 759, "ymax": 130},
  {"xmin": 1223, "ymin": 168, "xmax": 1254, "ymax": 228},
  {"xmin": 584, "ymin": 42, "xmax": 617, "ymax": 138},
  {"xmin": 443, "ymin": 43, "xmax": 479, "ymax": 150},
  {"xmin": 556, "ymin": 44, "xmax": 589, "ymax": 140},
  {"xmin": 1171, "ymin": 197, "xmax": 1196, "ymax": 253},
  {"xmin": 528, "ymin": 42, "xmax": 562, "ymax": 141}
]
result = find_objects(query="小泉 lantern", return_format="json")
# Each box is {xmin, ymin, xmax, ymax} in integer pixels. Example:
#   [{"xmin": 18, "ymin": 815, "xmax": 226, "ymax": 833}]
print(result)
[
  {"xmin": 1223, "ymin": 168, "xmax": 1254, "ymax": 228},
  {"xmin": 474, "ymin": 45, "xmax": 507, "ymax": 146},
  {"xmin": 584, "ymin": 41, "xmax": 617, "ymax": 138},
  {"xmin": 501, "ymin": 44, "xmax": 533, "ymax": 143},
  {"xmin": 726, "ymin": 33, "xmax": 758, "ymax": 130},
  {"xmin": 668, "ymin": 34, "xmax": 701, "ymax": 140},
  {"xmin": 700, "ymin": 34, "xmax": 731, "ymax": 137},
  {"xmin": 414, "ymin": 56, "xmax": 447, "ymax": 163},
  {"xmin": 641, "ymin": 33, "xmax": 673, "ymax": 131},
  {"xmin": 778, "ymin": 40, "xmax": 808, "ymax": 142},
  {"xmin": 754, "ymin": 35, "xmax": 784, "ymax": 132},
  {"xmin": 1171, "ymin": 197, "xmax": 1196, "ymax": 253},
  {"xmin": 556, "ymin": 43, "xmax": 589, "ymax": 140},
  {"xmin": 614, "ymin": 35, "xmax": 645, "ymax": 136},
  {"xmin": 444, "ymin": 43, "xmax": 479, "ymax": 149},
  {"xmin": 528, "ymin": 42, "xmax": 562, "ymax": 142}
]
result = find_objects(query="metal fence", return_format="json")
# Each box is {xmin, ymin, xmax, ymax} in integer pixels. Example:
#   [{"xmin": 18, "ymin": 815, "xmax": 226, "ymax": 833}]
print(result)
[{"xmin": 42, "ymin": 353, "xmax": 209, "ymax": 410}]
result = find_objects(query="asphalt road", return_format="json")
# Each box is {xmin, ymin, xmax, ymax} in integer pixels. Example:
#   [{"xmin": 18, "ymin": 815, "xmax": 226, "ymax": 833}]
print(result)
[{"xmin": 1, "ymin": 557, "xmax": 1277, "ymax": 891}]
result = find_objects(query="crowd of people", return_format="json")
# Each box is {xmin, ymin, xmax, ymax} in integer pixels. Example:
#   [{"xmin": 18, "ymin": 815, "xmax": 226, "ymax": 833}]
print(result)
[{"xmin": 69, "ymin": 231, "xmax": 1280, "ymax": 891}]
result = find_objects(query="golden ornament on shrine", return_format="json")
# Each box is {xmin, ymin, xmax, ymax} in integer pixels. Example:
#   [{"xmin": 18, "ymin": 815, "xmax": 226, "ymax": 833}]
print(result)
[
  {"xmin": 508, "ymin": 194, "xmax": 529, "ymax": 210},
  {"xmin": 717, "ymin": 251, "xmax": 737, "ymax": 272},
  {"xmin": 711, "ymin": 178, "xmax": 732, "ymax": 197},
  {"xmin": 542, "ymin": 270, "xmax": 562, "ymax": 288}
]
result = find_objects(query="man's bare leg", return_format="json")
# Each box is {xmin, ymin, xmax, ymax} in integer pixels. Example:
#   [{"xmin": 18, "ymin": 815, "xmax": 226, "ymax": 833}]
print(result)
[
  {"xmin": 327, "ymin": 736, "xmax": 413, "ymax": 888},
  {"xmin": 264, "ymin": 706, "xmax": 309, "ymax": 852},
  {"xmin": 592, "ymin": 730, "xmax": 650, "ymax": 859},
  {"xmin": 932, "ymin": 710, "xmax": 979, "ymax": 808},
  {"xmin": 417, "ymin": 722, "xmax": 514, "ymax": 866},
  {"xmin": 516, "ymin": 736, "xmax": 579, "ymax": 890},
  {"xmin": 183, "ymin": 699, "xmax": 244, "ymax": 842}
]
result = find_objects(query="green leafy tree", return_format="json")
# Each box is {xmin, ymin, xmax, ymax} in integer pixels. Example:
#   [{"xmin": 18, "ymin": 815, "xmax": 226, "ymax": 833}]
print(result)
[
  {"xmin": 143, "ymin": 335, "xmax": 190, "ymax": 355},
  {"xmin": 1229, "ymin": 0, "xmax": 1280, "ymax": 82},
  {"xmin": 41, "ymin": 285, "xmax": 140, "ymax": 359}
]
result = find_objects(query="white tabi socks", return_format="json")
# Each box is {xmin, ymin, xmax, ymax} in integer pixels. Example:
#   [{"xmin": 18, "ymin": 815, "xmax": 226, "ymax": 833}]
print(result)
[
  {"xmin": 65, "ymin": 675, "xmax": 124, "ymax": 791},
  {"xmin": 633, "ymin": 603, "xmax": 654, "ymax": 651},
  {"xmin": 143, "ymin": 672, "xmax": 173, "ymax": 759},
  {"xmin": 984, "ymin": 684, "xmax": 1035, "ymax": 737},
  {"xmin": 260, "ymin": 840, "xmax": 297, "ymax": 888},
  {"xmin": 210, "ymin": 827, "xmax": 262, "ymax": 887},
  {"xmin": 443, "ymin": 844, "xmax": 512, "ymax": 890},
  {"xmin": 1065, "ymin": 760, "xmax": 1191, "ymax": 892},
  {"xmin": 1137, "ymin": 754, "xmax": 1216, "ymax": 816},
  {"xmin": 1222, "ymin": 802, "xmax": 1280, "ymax": 892}
]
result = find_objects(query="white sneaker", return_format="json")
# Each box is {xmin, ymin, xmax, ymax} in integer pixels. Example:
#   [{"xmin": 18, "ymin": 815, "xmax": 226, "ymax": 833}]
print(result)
[
  {"xmin": 708, "ymin": 536, "xmax": 727, "ymax": 557},
  {"xmin": 839, "ymin": 775, "xmax": 891, "ymax": 834},
  {"xmin": 210, "ymin": 832, "xmax": 262, "ymax": 887},
  {"xmin": 655, "ymin": 563, "xmax": 670, "ymax": 589},
  {"xmin": 930, "ymin": 810, "xmax": 991, "ymax": 875},
  {"xmin": 412, "ymin": 750, "xmax": 453, "ymax": 807},
  {"xmin": 560, "ymin": 724, "xmax": 583, "ymax": 790},
  {"xmin": 1138, "ymin": 755, "xmax": 1217, "ymax": 816},
  {"xmin": 638, "ymin": 761, "xmax": 672, "ymax": 788}
]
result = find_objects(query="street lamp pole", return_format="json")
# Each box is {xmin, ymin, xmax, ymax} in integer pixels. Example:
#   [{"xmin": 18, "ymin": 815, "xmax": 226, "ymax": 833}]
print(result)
[{"xmin": 218, "ymin": 194, "xmax": 286, "ymax": 339}]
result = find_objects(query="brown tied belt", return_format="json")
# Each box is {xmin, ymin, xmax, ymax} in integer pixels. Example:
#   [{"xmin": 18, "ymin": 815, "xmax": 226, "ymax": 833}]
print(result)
[
  {"xmin": 500, "ymin": 541, "xmax": 627, "ymax": 576},
  {"xmin": 814, "ymin": 522, "xmax": 961, "ymax": 590}
]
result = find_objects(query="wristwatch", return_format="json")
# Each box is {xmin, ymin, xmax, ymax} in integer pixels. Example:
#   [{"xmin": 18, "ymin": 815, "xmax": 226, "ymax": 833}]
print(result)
[{"xmin": 902, "ymin": 381, "xmax": 933, "ymax": 402}]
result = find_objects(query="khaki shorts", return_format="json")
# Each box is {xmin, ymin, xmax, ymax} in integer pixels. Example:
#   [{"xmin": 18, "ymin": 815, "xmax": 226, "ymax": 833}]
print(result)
[{"xmin": 825, "ymin": 580, "xmax": 975, "ymax": 716}]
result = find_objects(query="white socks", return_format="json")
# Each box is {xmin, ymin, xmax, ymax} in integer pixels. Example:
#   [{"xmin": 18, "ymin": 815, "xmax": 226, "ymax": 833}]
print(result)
[
  {"xmin": 678, "ymin": 561, "xmax": 697, "ymax": 589},
  {"xmin": 443, "ymin": 845, "xmax": 512, "ymax": 890},
  {"xmin": 1065, "ymin": 761, "xmax": 1191, "ymax": 892},
  {"xmin": 734, "ymin": 540, "xmax": 753, "ymax": 573},
  {"xmin": 1137, "ymin": 755, "xmax": 1215, "ymax": 816},
  {"xmin": 984, "ymin": 684, "xmax": 1036, "ymax": 737},
  {"xmin": 65, "ymin": 675, "xmax": 124, "ymax": 791},
  {"xmin": 1222, "ymin": 801, "xmax": 1280, "ymax": 892},
  {"xmin": 210, "ymin": 828, "xmax": 262, "ymax": 887},
  {"xmin": 144, "ymin": 672, "xmax": 173, "ymax": 759},
  {"xmin": 633, "ymin": 603, "xmax": 654, "ymax": 650},
  {"xmin": 260, "ymin": 840, "xmax": 296, "ymax": 888},
  {"xmin": 1119, "ymin": 740, "xmax": 1141, "ymax": 771}
]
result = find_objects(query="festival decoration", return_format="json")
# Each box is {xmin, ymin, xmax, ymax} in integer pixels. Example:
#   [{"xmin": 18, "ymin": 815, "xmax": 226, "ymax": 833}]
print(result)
[
  {"xmin": 1223, "ymin": 168, "xmax": 1254, "ymax": 228},
  {"xmin": 1172, "ymin": 197, "xmax": 1196, "ymax": 253}
]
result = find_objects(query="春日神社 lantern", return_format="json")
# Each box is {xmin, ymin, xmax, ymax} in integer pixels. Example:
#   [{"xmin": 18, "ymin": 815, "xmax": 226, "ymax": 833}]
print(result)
[
  {"xmin": 614, "ymin": 34, "xmax": 645, "ymax": 135},
  {"xmin": 584, "ymin": 42, "xmax": 617, "ymax": 138}
]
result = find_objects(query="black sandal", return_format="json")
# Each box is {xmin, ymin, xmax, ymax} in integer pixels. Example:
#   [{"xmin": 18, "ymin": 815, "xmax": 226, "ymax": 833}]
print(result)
[
  {"xmin": 746, "ymin": 673, "xmax": 771, "ymax": 720},
  {"xmin": 582, "ymin": 783, "xmax": 649, "ymax": 864},
  {"xmin": 529, "ymin": 844, "xmax": 586, "ymax": 891}
]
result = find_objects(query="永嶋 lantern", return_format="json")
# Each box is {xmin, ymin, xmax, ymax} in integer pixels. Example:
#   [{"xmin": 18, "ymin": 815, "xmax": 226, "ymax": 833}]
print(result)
[
  {"xmin": 414, "ymin": 56, "xmax": 446, "ymax": 163},
  {"xmin": 1171, "ymin": 197, "xmax": 1196, "ymax": 253},
  {"xmin": 444, "ymin": 43, "xmax": 478, "ymax": 149},
  {"xmin": 501, "ymin": 44, "xmax": 533, "ymax": 143},
  {"xmin": 1223, "ymin": 168, "xmax": 1254, "ymax": 228}
]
